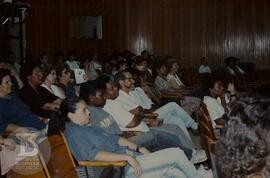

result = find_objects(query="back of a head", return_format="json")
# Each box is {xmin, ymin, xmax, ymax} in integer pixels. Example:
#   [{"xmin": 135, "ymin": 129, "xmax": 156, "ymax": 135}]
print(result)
[
  {"xmin": 79, "ymin": 81, "xmax": 97, "ymax": 103},
  {"xmin": 216, "ymin": 96, "xmax": 270, "ymax": 178}
]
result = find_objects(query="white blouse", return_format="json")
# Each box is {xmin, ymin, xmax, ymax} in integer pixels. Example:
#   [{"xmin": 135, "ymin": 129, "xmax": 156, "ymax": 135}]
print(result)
[
  {"xmin": 167, "ymin": 73, "xmax": 185, "ymax": 87},
  {"xmin": 41, "ymin": 84, "xmax": 66, "ymax": 99}
]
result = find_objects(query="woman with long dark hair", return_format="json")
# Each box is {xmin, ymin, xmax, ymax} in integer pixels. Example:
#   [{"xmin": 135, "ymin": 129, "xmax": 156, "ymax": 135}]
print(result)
[{"xmin": 216, "ymin": 96, "xmax": 270, "ymax": 178}]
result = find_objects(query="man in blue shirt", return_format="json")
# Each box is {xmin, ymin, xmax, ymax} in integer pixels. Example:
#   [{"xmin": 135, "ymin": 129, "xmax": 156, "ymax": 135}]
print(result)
[{"xmin": 80, "ymin": 80, "xmax": 208, "ymax": 164}]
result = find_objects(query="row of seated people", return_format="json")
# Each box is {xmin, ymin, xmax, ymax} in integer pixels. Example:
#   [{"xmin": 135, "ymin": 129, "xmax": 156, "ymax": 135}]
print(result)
[
  {"xmin": 1, "ymin": 49, "xmax": 268, "ymax": 177},
  {"xmin": 214, "ymin": 85, "xmax": 270, "ymax": 178},
  {"xmin": 3, "ymin": 49, "xmax": 257, "ymax": 92},
  {"xmin": 0, "ymin": 58, "xmax": 212, "ymax": 177},
  {"xmin": 197, "ymin": 60, "xmax": 270, "ymax": 178}
]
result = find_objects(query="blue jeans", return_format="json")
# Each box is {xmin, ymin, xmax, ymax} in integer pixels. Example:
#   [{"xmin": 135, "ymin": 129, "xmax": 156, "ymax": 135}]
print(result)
[
  {"xmin": 154, "ymin": 102, "xmax": 197, "ymax": 141},
  {"xmin": 128, "ymin": 129, "xmax": 193, "ymax": 159},
  {"xmin": 150, "ymin": 124, "xmax": 195, "ymax": 149},
  {"xmin": 125, "ymin": 148, "xmax": 200, "ymax": 178}
]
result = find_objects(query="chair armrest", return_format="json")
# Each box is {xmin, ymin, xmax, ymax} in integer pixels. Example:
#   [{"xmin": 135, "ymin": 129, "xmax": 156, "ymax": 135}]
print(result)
[
  {"xmin": 161, "ymin": 93, "xmax": 182, "ymax": 99},
  {"xmin": 78, "ymin": 160, "xmax": 127, "ymax": 167},
  {"xmin": 215, "ymin": 124, "xmax": 224, "ymax": 129},
  {"xmin": 144, "ymin": 113, "xmax": 158, "ymax": 118}
]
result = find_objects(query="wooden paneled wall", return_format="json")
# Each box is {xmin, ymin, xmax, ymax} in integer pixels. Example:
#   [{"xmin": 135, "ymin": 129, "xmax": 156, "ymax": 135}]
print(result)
[{"xmin": 24, "ymin": 0, "xmax": 270, "ymax": 69}]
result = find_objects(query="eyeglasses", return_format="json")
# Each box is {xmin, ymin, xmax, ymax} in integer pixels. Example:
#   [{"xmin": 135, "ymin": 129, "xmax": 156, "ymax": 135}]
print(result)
[{"xmin": 124, "ymin": 77, "xmax": 133, "ymax": 81}]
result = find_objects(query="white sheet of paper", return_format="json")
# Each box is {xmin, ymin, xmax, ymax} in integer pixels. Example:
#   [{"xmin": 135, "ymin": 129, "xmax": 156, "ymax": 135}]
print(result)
[{"xmin": 74, "ymin": 69, "xmax": 87, "ymax": 84}]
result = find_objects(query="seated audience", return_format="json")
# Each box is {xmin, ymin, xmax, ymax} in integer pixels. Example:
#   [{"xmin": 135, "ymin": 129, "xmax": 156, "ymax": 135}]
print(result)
[
  {"xmin": 48, "ymin": 97, "xmax": 212, "ymax": 178},
  {"xmin": 0, "ymin": 69, "xmax": 45, "ymax": 133},
  {"xmin": 154, "ymin": 60, "xmax": 201, "ymax": 115},
  {"xmin": 202, "ymin": 75, "xmax": 240, "ymax": 128},
  {"xmin": 113, "ymin": 70, "xmax": 199, "ymax": 142},
  {"xmin": 19, "ymin": 62, "xmax": 57, "ymax": 118},
  {"xmin": 79, "ymin": 80, "xmax": 207, "ymax": 164},
  {"xmin": 101, "ymin": 76, "xmax": 197, "ymax": 149}
]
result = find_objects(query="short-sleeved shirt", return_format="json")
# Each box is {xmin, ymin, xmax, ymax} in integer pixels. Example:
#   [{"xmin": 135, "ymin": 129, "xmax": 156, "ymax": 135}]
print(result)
[
  {"xmin": 40, "ymin": 84, "xmax": 66, "ymax": 99},
  {"xmin": 19, "ymin": 83, "xmax": 51, "ymax": 118},
  {"xmin": 0, "ymin": 94, "xmax": 45, "ymax": 133},
  {"xmin": 129, "ymin": 87, "xmax": 153, "ymax": 110},
  {"xmin": 154, "ymin": 76, "xmax": 170, "ymax": 92},
  {"xmin": 115, "ymin": 90, "xmax": 139, "ymax": 111},
  {"xmin": 199, "ymin": 65, "xmax": 212, "ymax": 74},
  {"xmin": 203, "ymin": 96, "xmax": 225, "ymax": 128},
  {"xmin": 64, "ymin": 122, "xmax": 125, "ymax": 161},
  {"xmin": 166, "ymin": 74, "xmax": 185, "ymax": 88},
  {"xmin": 103, "ymin": 99, "xmax": 150, "ymax": 132},
  {"xmin": 87, "ymin": 106, "xmax": 122, "ymax": 135}
]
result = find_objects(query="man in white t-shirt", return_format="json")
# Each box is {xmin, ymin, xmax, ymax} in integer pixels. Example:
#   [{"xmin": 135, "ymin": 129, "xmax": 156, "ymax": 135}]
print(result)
[
  {"xmin": 100, "ymin": 77, "xmax": 196, "ymax": 149},
  {"xmin": 199, "ymin": 57, "xmax": 212, "ymax": 74},
  {"xmin": 114, "ymin": 70, "xmax": 199, "ymax": 141},
  {"xmin": 203, "ymin": 77, "xmax": 226, "ymax": 128}
]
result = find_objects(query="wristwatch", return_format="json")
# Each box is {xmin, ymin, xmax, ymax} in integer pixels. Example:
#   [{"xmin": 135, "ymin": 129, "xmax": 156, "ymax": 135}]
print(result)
[{"xmin": 136, "ymin": 145, "xmax": 141, "ymax": 152}]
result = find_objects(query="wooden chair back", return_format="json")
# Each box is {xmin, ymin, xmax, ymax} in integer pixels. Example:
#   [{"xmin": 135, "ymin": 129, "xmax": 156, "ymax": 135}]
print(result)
[
  {"xmin": 6, "ymin": 153, "xmax": 49, "ymax": 178},
  {"xmin": 197, "ymin": 103, "xmax": 217, "ymax": 152},
  {"xmin": 38, "ymin": 134, "xmax": 78, "ymax": 178},
  {"xmin": 197, "ymin": 103, "xmax": 217, "ymax": 140}
]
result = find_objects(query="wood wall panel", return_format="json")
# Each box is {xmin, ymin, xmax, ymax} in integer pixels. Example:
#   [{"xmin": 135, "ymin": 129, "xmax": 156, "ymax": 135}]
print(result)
[{"xmin": 24, "ymin": 0, "xmax": 270, "ymax": 69}]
